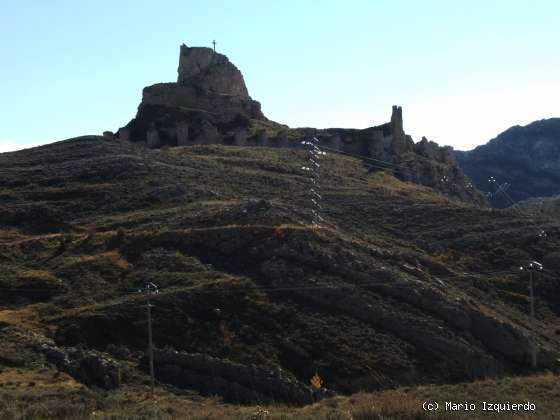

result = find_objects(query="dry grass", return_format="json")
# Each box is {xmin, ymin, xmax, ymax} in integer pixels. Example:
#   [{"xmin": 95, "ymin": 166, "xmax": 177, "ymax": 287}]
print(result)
[{"xmin": 1, "ymin": 371, "xmax": 556, "ymax": 419}]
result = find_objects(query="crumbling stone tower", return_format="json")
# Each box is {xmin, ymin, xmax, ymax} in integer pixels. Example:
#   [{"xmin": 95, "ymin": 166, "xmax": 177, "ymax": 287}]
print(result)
[{"xmin": 390, "ymin": 105, "xmax": 408, "ymax": 154}]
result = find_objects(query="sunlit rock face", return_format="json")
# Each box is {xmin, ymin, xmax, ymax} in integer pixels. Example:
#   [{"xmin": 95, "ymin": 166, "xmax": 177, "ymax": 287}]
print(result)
[
  {"xmin": 118, "ymin": 43, "xmax": 267, "ymax": 148},
  {"xmin": 177, "ymin": 44, "xmax": 250, "ymax": 99}
]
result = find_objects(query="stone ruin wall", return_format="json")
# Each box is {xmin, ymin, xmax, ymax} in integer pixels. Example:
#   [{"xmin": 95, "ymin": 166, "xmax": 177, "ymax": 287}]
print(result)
[{"xmin": 120, "ymin": 104, "xmax": 417, "ymax": 160}]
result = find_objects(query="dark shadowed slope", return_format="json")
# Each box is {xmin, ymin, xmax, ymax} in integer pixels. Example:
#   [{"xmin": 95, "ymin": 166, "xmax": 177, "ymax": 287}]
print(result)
[{"xmin": 454, "ymin": 118, "xmax": 560, "ymax": 206}]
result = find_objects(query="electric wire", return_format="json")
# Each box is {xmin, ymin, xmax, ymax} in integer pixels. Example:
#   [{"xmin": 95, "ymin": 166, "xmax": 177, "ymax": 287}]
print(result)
[
  {"xmin": 488, "ymin": 179, "xmax": 549, "ymax": 237},
  {"xmin": 0, "ymin": 270, "xmax": 523, "ymax": 294},
  {"xmin": 319, "ymin": 144, "xmax": 557, "ymax": 240}
]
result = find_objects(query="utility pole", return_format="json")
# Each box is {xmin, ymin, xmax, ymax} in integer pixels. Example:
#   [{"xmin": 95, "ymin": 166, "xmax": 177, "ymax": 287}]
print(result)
[
  {"xmin": 520, "ymin": 261, "xmax": 542, "ymax": 369},
  {"xmin": 139, "ymin": 282, "xmax": 159, "ymax": 398}
]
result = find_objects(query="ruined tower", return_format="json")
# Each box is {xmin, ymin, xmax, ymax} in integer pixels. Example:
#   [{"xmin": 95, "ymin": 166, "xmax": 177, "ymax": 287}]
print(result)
[{"xmin": 390, "ymin": 105, "xmax": 408, "ymax": 154}]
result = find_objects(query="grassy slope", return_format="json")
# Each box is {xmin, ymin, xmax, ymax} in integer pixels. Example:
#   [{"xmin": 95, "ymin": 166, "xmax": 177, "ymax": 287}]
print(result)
[
  {"xmin": 1, "ymin": 368, "xmax": 558, "ymax": 419},
  {"xmin": 1, "ymin": 136, "xmax": 560, "ymax": 418}
]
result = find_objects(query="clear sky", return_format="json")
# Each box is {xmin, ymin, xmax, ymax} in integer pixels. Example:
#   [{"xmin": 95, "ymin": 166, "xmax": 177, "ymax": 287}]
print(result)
[{"xmin": 1, "ymin": 0, "xmax": 558, "ymax": 152}]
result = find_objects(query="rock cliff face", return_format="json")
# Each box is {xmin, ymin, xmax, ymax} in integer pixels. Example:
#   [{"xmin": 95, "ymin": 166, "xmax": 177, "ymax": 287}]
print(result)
[
  {"xmin": 454, "ymin": 118, "xmax": 560, "ymax": 207},
  {"xmin": 118, "ymin": 43, "xmax": 268, "ymax": 148},
  {"xmin": 177, "ymin": 44, "xmax": 249, "ymax": 98},
  {"xmin": 117, "ymin": 43, "xmax": 484, "ymax": 204}
]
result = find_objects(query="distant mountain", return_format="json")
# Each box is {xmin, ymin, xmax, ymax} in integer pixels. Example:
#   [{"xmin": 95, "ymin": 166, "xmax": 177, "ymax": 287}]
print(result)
[
  {"xmin": 514, "ymin": 194, "xmax": 560, "ymax": 218},
  {"xmin": 454, "ymin": 118, "xmax": 560, "ymax": 207}
]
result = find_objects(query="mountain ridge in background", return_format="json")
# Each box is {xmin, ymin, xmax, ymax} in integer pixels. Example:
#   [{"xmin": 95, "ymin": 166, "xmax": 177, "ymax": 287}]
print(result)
[{"xmin": 454, "ymin": 118, "xmax": 560, "ymax": 207}]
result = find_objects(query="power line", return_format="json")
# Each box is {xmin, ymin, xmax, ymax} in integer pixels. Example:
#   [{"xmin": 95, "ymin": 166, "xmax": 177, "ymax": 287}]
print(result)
[
  {"xmin": 315, "ymin": 144, "xmax": 555, "ymax": 240},
  {"xmin": 488, "ymin": 177, "xmax": 548, "ymax": 238},
  {"xmin": 0, "ymin": 287, "xmax": 64, "ymax": 292},
  {"xmin": 1, "ymin": 266, "xmax": 552, "ymax": 297},
  {"xmin": 301, "ymin": 137, "xmax": 326, "ymax": 228},
  {"xmin": 320, "ymin": 145, "xmax": 547, "ymax": 222},
  {"xmin": 320, "ymin": 145, "xmax": 414, "ymax": 172},
  {"xmin": 321, "ymin": 144, "xmax": 473, "ymax": 193},
  {"xmin": 122, "ymin": 269, "xmax": 523, "ymax": 295}
]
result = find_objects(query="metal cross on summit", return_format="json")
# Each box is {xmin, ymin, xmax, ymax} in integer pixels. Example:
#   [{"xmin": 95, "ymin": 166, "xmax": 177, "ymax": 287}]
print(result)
[{"xmin": 212, "ymin": 39, "xmax": 216, "ymax": 52}]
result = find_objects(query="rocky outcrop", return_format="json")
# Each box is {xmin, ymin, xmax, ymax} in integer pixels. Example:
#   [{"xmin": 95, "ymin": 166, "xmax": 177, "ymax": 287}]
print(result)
[
  {"xmin": 302, "ymin": 118, "xmax": 483, "ymax": 204},
  {"xmin": 37, "ymin": 341, "xmax": 120, "ymax": 389},
  {"xmin": 151, "ymin": 348, "xmax": 332, "ymax": 405},
  {"xmin": 140, "ymin": 84, "xmax": 264, "ymax": 119},
  {"xmin": 256, "ymin": 246, "xmax": 560, "ymax": 376},
  {"xmin": 415, "ymin": 137, "xmax": 453, "ymax": 163},
  {"xmin": 177, "ymin": 44, "xmax": 249, "ymax": 98},
  {"xmin": 119, "ymin": 43, "xmax": 266, "ymax": 148},
  {"xmin": 454, "ymin": 118, "xmax": 560, "ymax": 207},
  {"xmin": 14, "ymin": 327, "xmax": 121, "ymax": 390},
  {"xmin": 118, "ymin": 226, "xmax": 560, "ymax": 380}
]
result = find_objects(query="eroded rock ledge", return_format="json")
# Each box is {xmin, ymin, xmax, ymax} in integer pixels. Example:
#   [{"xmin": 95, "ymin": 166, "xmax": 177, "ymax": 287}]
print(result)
[{"xmin": 151, "ymin": 348, "xmax": 335, "ymax": 405}]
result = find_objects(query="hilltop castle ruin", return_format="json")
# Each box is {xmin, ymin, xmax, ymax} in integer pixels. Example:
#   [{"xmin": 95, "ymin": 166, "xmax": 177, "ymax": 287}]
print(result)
[
  {"xmin": 117, "ymin": 44, "xmax": 413, "ymax": 155},
  {"xmin": 116, "ymin": 43, "xmax": 481, "ymax": 203}
]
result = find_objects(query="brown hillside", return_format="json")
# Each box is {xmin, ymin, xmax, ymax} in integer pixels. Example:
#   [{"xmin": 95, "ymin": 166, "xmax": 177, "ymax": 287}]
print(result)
[{"xmin": 1, "ymin": 136, "xmax": 560, "ymax": 413}]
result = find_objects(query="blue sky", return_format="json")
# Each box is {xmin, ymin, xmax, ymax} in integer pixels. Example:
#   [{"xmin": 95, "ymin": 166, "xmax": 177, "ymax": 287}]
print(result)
[{"xmin": 1, "ymin": 0, "xmax": 558, "ymax": 152}]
